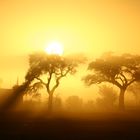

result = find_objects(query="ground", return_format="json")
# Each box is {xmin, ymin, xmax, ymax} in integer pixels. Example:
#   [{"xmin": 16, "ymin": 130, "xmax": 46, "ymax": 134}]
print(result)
[{"xmin": 0, "ymin": 111, "xmax": 140, "ymax": 140}]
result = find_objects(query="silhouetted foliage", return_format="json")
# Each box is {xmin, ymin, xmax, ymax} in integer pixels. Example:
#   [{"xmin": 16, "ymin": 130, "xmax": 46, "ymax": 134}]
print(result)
[
  {"xmin": 25, "ymin": 52, "xmax": 85, "ymax": 112},
  {"xmin": 84, "ymin": 53, "xmax": 140, "ymax": 110},
  {"xmin": 84, "ymin": 100, "xmax": 95, "ymax": 111},
  {"xmin": 96, "ymin": 85, "xmax": 117, "ymax": 110},
  {"xmin": 53, "ymin": 96, "xmax": 62, "ymax": 111},
  {"xmin": 0, "ymin": 81, "xmax": 31, "ymax": 111},
  {"xmin": 65, "ymin": 95, "xmax": 83, "ymax": 111},
  {"xmin": 25, "ymin": 82, "xmax": 43, "ymax": 102},
  {"xmin": 128, "ymin": 83, "xmax": 140, "ymax": 106}
]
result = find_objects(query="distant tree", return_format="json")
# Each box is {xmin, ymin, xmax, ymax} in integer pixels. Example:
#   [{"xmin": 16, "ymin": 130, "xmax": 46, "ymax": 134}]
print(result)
[
  {"xmin": 96, "ymin": 85, "xmax": 117, "ymax": 109},
  {"xmin": 128, "ymin": 83, "xmax": 140, "ymax": 106},
  {"xmin": 85, "ymin": 100, "xmax": 95, "ymax": 111},
  {"xmin": 65, "ymin": 95, "xmax": 83, "ymax": 111},
  {"xmin": 53, "ymin": 96, "xmax": 62, "ymax": 111},
  {"xmin": 25, "ymin": 52, "xmax": 85, "ymax": 112},
  {"xmin": 84, "ymin": 53, "xmax": 140, "ymax": 110}
]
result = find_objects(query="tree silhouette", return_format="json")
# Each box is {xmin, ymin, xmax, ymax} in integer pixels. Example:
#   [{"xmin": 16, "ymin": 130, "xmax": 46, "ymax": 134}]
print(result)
[
  {"xmin": 25, "ymin": 82, "xmax": 43, "ymax": 99},
  {"xmin": 96, "ymin": 85, "xmax": 117, "ymax": 110},
  {"xmin": 0, "ymin": 81, "xmax": 31, "ymax": 111},
  {"xmin": 65, "ymin": 95, "xmax": 83, "ymax": 111},
  {"xmin": 84, "ymin": 53, "xmax": 140, "ymax": 110},
  {"xmin": 25, "ymin": 52, "xmax": 85, "ymax": 112},
  {"xmin": 128, "ymin": 83, "xmax": 140, "ymax": 106},
  {"xmin": 53, "ymin": 96, "xmax": 62, "ymax": 111},
  {"xmin": 85, "ymin": 100, "xmax": 95, "ymax": 111}
]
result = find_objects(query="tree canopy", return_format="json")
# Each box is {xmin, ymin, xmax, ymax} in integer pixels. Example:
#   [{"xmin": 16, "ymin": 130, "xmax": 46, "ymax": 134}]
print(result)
[
  {"xmin": 25, "ymin": 52, "xmax": 85, "ymax": 112},
  {"xmin": 84, "ymin": 53, "xmax": 140, "ymax": 109}
]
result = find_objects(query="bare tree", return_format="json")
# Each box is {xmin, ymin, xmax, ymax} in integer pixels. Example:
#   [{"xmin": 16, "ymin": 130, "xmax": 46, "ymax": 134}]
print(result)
[{"xmin": 84, "ymin": 53, "xmax": 140, "ymax": 110}]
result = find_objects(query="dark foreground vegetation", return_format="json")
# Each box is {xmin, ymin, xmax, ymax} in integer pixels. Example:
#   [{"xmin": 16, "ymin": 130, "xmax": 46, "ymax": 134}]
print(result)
[{"xmin": 0, "ymin": 110, "xmax": 140, "ymax": 140}]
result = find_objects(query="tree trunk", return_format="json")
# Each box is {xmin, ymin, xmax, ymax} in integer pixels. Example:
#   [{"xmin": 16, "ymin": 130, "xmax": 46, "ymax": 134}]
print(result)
[
  {"xmin": 119, "ymin": 88, "xmax": 125, "ymax": 110},
  {"xmin": 48, "ymin": 93, "xmax": 53, "ymax": 113}
]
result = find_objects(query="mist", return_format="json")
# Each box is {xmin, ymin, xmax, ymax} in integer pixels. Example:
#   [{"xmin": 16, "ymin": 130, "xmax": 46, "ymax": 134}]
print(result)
[{"xmin": 1, "ymin": 0, "xmax": 140, "ymax": 139}]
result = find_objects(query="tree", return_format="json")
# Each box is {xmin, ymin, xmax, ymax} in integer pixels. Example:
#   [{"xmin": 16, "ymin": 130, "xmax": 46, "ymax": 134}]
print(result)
[
  {"xmin": 25, "ymin": 82, "xmax": 43, "ymax": 103},
  {"xmin": 128, "ymin": 83, "xmax": 140, "ymax": 106},
  {"xmin": 0, "ymin": 81, "xmax": 31, "ymax": 111},
  {"xmin": 25, "ymin": 52, "xmax": 85, "ymax": 112},
  {"xmin": 85, "ymin": 100, "xmax": 95, "ymax": 112},
  {"xmin": 84, "ymin": 53, "xmax": 140, "ymax": 110},
  {"xmin": 96, "ymin": 85, "xmax": 117, "ymax": 109},
  {"xmin": 53, "ymin": 96, "xmax": 62, "ymax": 111},
  {"xmin": 65, "ymin": 95, "xmax": 83, "ymax": 111}
]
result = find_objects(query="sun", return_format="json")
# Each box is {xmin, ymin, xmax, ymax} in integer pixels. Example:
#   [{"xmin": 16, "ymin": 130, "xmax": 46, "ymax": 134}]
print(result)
[{"xmin": 45, "ymin": 42, "xmax": 64, "ymax": 55}]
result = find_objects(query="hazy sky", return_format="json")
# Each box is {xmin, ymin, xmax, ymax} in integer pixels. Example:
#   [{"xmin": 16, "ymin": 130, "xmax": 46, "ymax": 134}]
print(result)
[{"xmin": 0, "ymin": 0, "xmax": 140, "ymax": 100}]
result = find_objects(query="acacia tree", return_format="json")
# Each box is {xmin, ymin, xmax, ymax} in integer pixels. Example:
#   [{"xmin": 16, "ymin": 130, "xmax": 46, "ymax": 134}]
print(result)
[
  {"xmin": 84, "ymin": 53, "xmax": 140, "ymax": 110},
  {"xmin": 25, "ymin": 52, "xmax": 85, "ymax": 112}
]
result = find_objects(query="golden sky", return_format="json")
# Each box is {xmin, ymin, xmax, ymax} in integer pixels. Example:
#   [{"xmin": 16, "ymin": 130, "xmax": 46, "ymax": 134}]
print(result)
[{"xmin": 0, "ymin": 0, "xmax": 140, "ymax": 100}]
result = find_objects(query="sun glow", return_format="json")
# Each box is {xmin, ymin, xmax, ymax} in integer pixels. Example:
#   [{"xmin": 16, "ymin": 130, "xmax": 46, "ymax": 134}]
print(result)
[{"xmin": 45, "ymin": 42, "xmax": 64, "ymax": 55}]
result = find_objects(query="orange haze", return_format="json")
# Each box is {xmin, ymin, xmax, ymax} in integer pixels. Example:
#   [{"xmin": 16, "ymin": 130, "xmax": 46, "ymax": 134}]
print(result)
[{"xmin": 0, "ymin": 0, "xmax": 140, "ymax": 100}]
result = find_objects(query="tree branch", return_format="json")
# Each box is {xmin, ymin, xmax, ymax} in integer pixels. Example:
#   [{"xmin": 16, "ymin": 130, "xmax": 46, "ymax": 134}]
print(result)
[
  {"xmin": 35, "ymin": 77, "xmax": 47, "ymax": 86},
  {"xmin": 110, "ymin": 79, "xmax": 122, "ymax": 89},
  {"xmin": 120, "ymin": 72, "xmax": 127, "ymax": 85},
  {"xmin": 46, "ymin": 72, "xmax": 53, "ymax": 94},
  {"xmin": 51, "ymin": 68, "xmax": 70, "ymax": 94},
  {"xmin": 127, "ymin": 78, "xmax": 136, "ymax": 86},
  {"xmin": 115, "ymin": 75, "xmax": 124, "ymax": 86},
  {"xmin": 50, "ymin": 77, "xmax": 61, "ymax": 94}
]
